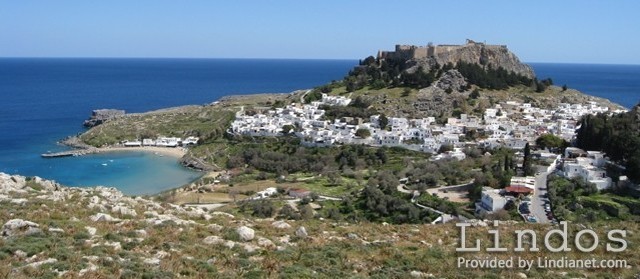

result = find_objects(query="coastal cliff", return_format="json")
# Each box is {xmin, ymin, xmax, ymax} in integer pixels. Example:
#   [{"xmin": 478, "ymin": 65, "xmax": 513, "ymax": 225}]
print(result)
[{"xmin": 83, "ymin": 109, "xmax": 125, "ymax": 128}]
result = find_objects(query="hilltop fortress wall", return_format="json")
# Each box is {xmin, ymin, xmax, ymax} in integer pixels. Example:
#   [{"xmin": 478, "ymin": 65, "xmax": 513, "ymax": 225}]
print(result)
[
  {"xmin": 377, "ymin": 39, "xmax": 535, "ymax": 79},
  {"xmin": 378, "ymin": 39, "xmax": 504, "ymax": 61}
]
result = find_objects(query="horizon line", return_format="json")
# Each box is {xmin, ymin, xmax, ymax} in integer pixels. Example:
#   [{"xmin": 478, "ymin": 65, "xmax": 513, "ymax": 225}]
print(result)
[{"xmin": 1, "ymin": 56, "xmax": 639, "ymax": 66}]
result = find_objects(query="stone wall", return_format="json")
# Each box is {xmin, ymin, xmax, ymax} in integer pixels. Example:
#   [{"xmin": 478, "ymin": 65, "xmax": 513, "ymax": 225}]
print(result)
[{"xmin": 376, "ymin": 40, "xmax": 535, "ymax": 79}]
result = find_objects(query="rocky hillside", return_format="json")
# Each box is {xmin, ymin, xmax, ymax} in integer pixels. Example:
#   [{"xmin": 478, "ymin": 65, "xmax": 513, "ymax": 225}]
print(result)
[
  {"xmin": 1, "ymin": 173, "xmax": 638, "ymax": 278},
  {"xmin": 411, "ymin": 41, "xmax": 535, "ymax": 79},
  {"xmin": 309, "ymin": 40, "xmax": 626, "ymax": 119}
]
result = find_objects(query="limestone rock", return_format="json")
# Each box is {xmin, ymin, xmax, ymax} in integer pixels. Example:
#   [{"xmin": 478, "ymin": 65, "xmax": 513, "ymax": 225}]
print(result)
[
  {"xmin": 257, "ymin": 237, "xmax": 275, "ymax": 249},
  {"xmin": 143, "ymin": 258, "xmax": 161, "ymax": 265},
  {"xmin": 207, "ymin": 224, "xmax": 223, "ymax": 232},
  {"xmin": 10, "ymin": 198, "xmax": 28, "ymax": 205},
  {"xmin": 211, "ymin": 211, "xmax": 235, "ymax": 218},
  {"xmin": 85, "ymin": 226, "xmax": 97, "ymax": 236},
  {"xmin": 236, "ymin": 226, "xmax": 255, "ymax": 241},
  {"xmin": 295, "ymin": 226, "xmax": 308, "ymax": 238},
  {"xmin": 224, "ymin": 240, "xmax": 236, "ymax": 249},
  {"xmin": 79, "ymin": 263, "xmax": 98, "ymax": 276},
  {"xmin": 279, "ymin": 235, "xmax": 291, "ymax": 244},
  {"xmin": 112, "ymin": 205, "xmax": 137, "ymax": 217},
  {"xmin": 26, "ymin": 258, "xmax": 57, "ymax": 269},
  {"xmin": 242, "ymin": 243, "xmax": 260, "ymax": 253},
  {"xmin": 203, "ymin": 236, "xmax": 225, "ymax": 245},
  {"xmin": 271, "ymin": 220, "xmax": 292, "ymax": 229},
  {"xmin": 14, "ymin": 250, "xmax": 27, "ymax": 258},
  {"xmin": 434, "ymin": 70, "xmax": 468, "ymax": 92},
  {"xmin": 410, "ymin": 270, "xmax": 433, "ymax": 278},
  {"xmin": 103, "ymin": 241, "xmax": 122, "ymax": 251},
  {"xmin": 2, "ymin": 219, "xmax": 41, "ymax": 237},
  {"xmin": 48, "ymin": 227, "xmax": 64, "ymax": 233},
  {"xmin": 90, "ymin": 213, "xmax": 120, "ymax": 222}
]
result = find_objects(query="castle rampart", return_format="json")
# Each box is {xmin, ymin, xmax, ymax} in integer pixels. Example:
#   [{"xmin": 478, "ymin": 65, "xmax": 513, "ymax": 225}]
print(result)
[{"xmin": 377, "ymin": 39, "xmax": 506, "ymax": 61}]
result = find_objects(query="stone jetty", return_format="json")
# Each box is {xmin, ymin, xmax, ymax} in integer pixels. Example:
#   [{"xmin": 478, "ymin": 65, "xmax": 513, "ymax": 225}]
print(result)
[{"xmin": 41, "ymin": 148, "xmax": 97, "ymax": 158}]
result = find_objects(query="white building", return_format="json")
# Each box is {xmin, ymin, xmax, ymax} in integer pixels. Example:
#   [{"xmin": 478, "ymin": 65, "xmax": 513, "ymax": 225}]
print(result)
[
  {"xmin": 142, "ymin": 139, "xmax": 155, "ymax": 146},
  {"xmin": 252, "ymin": 187, "xmax": 278, "ymax": 200},
  {"xmin": 156, "ymin": 137, "xmax": 180, "ymax": 147},
  {"xmin": 123, "ymin": 140, "xmax": 142, "ymax": 147},
  {"xmin": 183, "ymin": 136, "xmax": 199, "ymax": 145},
  {"xmin": 228, "ymin": 93, "xmax": 625, "ymax": 162},
  {"xmin": 475, "ymin": 187, "xmax": 507, "ymax": 214},
  {"xmin": 562, "ymin": 149, "xmax": 612, "ymax": 190}
]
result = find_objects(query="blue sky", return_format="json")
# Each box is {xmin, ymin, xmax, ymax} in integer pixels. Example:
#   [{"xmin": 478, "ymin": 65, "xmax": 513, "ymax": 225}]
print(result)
[{"xmin": 1, "ymin": 0, "xmax": 639, "ymax": 64}]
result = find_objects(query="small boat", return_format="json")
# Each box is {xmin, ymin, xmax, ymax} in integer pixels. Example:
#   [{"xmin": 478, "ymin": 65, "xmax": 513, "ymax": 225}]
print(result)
[{"xmin": 101, "ymin": 163, "xmax": 108, "ymax": 166}]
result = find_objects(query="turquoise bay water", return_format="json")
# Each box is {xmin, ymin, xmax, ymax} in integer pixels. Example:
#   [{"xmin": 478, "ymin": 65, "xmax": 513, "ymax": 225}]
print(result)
[
  {"xmin": 0, "ymin": 58, "xmax": 356, "ymax": 195},
  {"xmin": 42, "ymin": 151, "xmax": 202, "ymax": 196}
]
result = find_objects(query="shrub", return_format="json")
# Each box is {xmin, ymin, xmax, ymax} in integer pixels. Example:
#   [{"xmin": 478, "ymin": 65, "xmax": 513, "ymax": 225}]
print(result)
[{"xmin": 250, "ymin": 200, "xmax": 276, "ymax": 218}]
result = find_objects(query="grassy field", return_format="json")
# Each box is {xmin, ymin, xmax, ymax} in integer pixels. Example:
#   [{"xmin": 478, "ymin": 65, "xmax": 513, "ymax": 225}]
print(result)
[{"xmin": 298, "ymin": 176, "xmax": 361, "ymax": 197}]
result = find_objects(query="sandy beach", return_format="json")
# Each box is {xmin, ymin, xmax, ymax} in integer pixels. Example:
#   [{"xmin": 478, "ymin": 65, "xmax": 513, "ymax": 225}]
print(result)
[{"xmin": 96, "ymin": 146, "xmax": 187, "ymax": 158}]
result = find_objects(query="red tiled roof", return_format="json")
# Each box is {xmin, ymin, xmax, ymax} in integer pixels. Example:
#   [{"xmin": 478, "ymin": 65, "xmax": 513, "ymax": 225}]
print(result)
[{"xmin": 505, "ymin": 186, "xmax": 533, "ymax": 193}]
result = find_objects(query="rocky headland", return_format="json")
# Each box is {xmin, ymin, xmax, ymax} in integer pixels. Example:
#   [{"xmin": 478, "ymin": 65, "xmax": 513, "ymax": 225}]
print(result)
[{"xmin": 83, "ymin": 109, "xmax": 126, "ymax": 128}]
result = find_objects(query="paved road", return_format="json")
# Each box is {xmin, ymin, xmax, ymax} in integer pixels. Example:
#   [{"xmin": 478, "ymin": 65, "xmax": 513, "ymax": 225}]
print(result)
[{"xmin": 530, "ymin": 172, "xmax": 550, "ymax": 223}]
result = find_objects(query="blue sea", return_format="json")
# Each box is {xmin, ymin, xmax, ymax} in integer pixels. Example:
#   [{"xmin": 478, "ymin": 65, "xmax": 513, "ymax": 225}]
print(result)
[
  {"xmin": 530, "ymin": 63, "xmax": 640, "ymax": 109},
  {"xmin": 0, "ymin": 58, "xmax": 357, "ymax": 195},
  {"xmin": 0, "ymin": 59, "xmax": 638, "ymax": 195}
]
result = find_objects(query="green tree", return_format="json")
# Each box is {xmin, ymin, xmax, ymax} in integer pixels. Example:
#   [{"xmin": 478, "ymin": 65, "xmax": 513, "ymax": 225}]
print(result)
[
  {"xmin": 438, "ymin": 144, "xmax": 453, "ymax": 153},
  {"xmin": 300, "ymin": 204, "xmax": 315, "ymax": 220},
  {"xmin": 355, "ymin": 128, "xmax": 371, "ymax": 138},
  {"xmin": 327, "ymin": 172, "xmax": 343, "ymax": 186},
  {"xmin": 251, "ymin": 200, "xmax": 275, "ymax": 218},
  {"xmin": 535, "ymin": 134, "xmax": 569, "ymax": 152},
  {"xmin": 371, "ymin": 79, "xmax": 387, "ymax": 89},
  {"xmin": 523, "ymin": 143, "xmax": 535, "ymax": 176},
  {"xmin": 318, "ymin": 85, "xmax": 332, "ymax": 93},
  {"xmin": 378, "ymin": 113, "xmax": 389, "ymax": 130},
  {"xmin": 304, "ymin": 91, "xmax": 323, "ymax": 103},
  {"xmin": 279, "ymin": 204, "xmax": 300, "ymax": 220},
  {"xmin": 281, "ymin": 124, "xmax": 294, "ymax": 134}
]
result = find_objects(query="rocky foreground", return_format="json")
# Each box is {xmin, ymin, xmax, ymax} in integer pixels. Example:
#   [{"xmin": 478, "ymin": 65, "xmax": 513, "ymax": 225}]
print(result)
[{"xmin": 0, "ymin": 173, "xmax": 637, "ymax": 278}]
